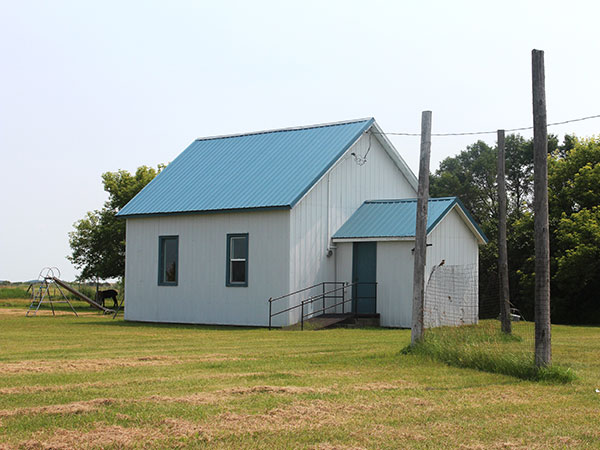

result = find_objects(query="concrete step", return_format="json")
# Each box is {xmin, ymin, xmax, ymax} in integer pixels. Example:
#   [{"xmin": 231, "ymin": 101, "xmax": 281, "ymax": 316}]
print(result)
[
  {"xmin": 281, "ymin": 313, "xmax": 379, "ymax": 331},
  {"xmin": 343, "ymin": 316, "xmax": 380, "ymax": 328},
  {"xmin": 281, "ymin": 313, "xmax": 354, "ymax": 331}
]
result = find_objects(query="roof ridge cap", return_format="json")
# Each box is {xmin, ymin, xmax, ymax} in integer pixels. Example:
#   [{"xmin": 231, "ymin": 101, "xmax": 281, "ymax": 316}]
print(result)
[
  {"xmin": 365, "ymin": 196, "xmax": 456, "ymax": 204},
  {"xmin": 365, "ymin": 198, "xmax": 416, "ymax": 204},
  {"xmin": 195, "ymin": 117, "xmax": 374, "ymax": 142}
]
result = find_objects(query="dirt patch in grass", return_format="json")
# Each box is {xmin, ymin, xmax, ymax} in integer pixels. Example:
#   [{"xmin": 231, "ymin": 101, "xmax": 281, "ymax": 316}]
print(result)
[
  {"xmin": 143, "ymin": 392, "xmax": 223, "ymax": 405},
  {"xmin": 161, "ymin": 417, "xmax": 211, "ymax": 439},
  {"xmin": 0, "ymin": 307, "xmax": 102, "ymax": 317},
  {"xmin": 462, "ymin": 387, "xmax": 533, "ymax": 406},
  {"xmin": 353, "ymin": 380, "xmax": 416, "ymax": 391},
  {"xmin": 554, "ymin": 436, "xmax": 583, "ymax": 447},
  {"xmin": 0, "ymin": 398, "xmax": 115, "ymax": 419},
  {"xmin": 0, "ymin": 381, "xmax": 113, "ymax": 395},
  {"xmin": 213, "ymin": 399, "xmax": 374, "ymax": 434},
  {"xmin": 0, "ymin": 308, "xmax": 40, "ymax": 316},
  {"xmin": 18, "ymin": 424, "xmax": 163, "ymax": 450},
  {"xmin": 311, "ymin": 444, "xmax": 367, "ymax": 450},
  {"xmin": 0, "ymin": 354, "xmax": 240, "ymax": 375},
  {"xmin": 222, "ymin": 385, "xmax": 331, "ymax": 395},
  {"xmin": 0, "ymin": 378, "xmax": 410, "ymax": 398},
  {"xmin": 141, "ymin": 384, "xmax": 331, "ymax": 406},
  {"xmin": 0, "ymin": 386, "xmax": 55, "ymax": 395},
  {"xmin": 11, "ymin": 396, "xmax": 585, "ymax": 449},
  {"xmin": 16, "ymin": 419, "xmax": 215, "ymax": 450},
  {"xmin": 1, "ymin": 393, "xmax": 221, "ymax": 419},
  {"xmin": 460, "ymin": 441, "xmax": 542, "ymax": 449},
  {"xmin": 0, "ymin": 372, "xmax": 270, "ymax": 396},
  {"xmin": 363, "ymin": 424, "xmax": 427, "ymax": 441},
  {"xmin": 0, "ymin": 356, "xmax": 177, "ymax": 375}
]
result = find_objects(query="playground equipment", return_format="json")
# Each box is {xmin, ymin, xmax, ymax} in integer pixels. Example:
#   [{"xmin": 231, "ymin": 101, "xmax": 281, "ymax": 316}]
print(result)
[
  {"xmin": 27, "ymin": 267, "xmax": 77, "ymax": 317},
  {"xmin": 26, "ymin": 267, "xmax": 115, "ymax": 316}
]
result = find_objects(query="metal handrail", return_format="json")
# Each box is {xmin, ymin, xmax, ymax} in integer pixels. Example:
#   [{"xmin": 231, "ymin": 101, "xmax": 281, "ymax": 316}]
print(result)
[
  {"xmin": 269, "ymin": 282, "xmax": 349, "ymax": 319},
  {"xmin": 272, "ymin": 286, "xmax": 344, "ymax": 315},
  {"xmin": 269, "ymin": 281, "xmax": 345, "ymax": 303},
  {"xmin": 301, "ymin": 283, "xmax": 376, "ymax": 330},
  {"xmin": 305, "ymin": 295, "xmax": 377, "ymax": 320},
  {"xmin": 300, "ymin": 297, "xmax": 354, "ymax": 329},
  {"xmin": 268, "ymin": 281, "xmax": 377, "ymax": 330}
]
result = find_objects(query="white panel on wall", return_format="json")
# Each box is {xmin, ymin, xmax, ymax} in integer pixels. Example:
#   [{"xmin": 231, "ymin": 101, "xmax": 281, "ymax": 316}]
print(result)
[
  {"xmin": 426, "ymin": 207, "xmax": 480, "ymax": 273},
  {"xmin": 376, "ymin": 241, "xmax": 415, "ymax": 328},
  {"xmin": 124, "ymin": 209, "xmax": 290, "ymax": 327},
  {"xmin": 333, "ymin": 242, "xmax": 353, "ymax": 313},
  {"xmin": 289, "ymin": 131, "xmax": 417, "ymax": 309}
]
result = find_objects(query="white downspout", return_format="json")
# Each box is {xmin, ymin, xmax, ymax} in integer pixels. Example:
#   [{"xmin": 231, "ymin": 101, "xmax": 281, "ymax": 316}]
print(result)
[
  {"xmin": 327, "ymin": 172, "xmax": 331, "ymax": 255},
  {"xmin": 327, "ymin": 172, "xmax": 337, "ymax": 283}
]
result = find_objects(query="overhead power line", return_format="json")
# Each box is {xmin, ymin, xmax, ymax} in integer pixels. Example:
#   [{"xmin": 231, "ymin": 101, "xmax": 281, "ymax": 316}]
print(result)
[{"xmin": 376, "ymin": 113, "xmax": 600, "ymax": 137}]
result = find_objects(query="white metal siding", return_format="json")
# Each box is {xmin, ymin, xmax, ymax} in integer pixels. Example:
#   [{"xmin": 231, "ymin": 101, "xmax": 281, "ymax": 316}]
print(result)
[
  {"xmin": 426, "ymin": 207, "xmax": 480, "ymax": 271},
  {"xmin": 376, "ymin": 241, "xmax": 415, "ymax": 327},
  {"xmin": 289, "ymin": 132, "xmax": 416, "ymax": 312},
  {"xmin": 337, "ymin": 207, "xmax": 481, "ymax": 328},
  {"xmin": 124, "ymin": 209, "xmax": 290, "ymax": 326},
  {"xmin": 335, "ymin": 240, "xmax": 415, "ymax": 327},
  {"xmin": 331, "ymin": 242, "xmax": 353, "ymax": 313}
]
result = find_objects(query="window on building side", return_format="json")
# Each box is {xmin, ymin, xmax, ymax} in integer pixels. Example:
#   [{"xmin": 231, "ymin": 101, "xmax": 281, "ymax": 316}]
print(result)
[
  {"xmin": 227, "ymin": 234, "xmax": 248, "ymax": 286},
  {"xmin": 159, "ymin": 236, "xmax": 178, "ymax": 285}
]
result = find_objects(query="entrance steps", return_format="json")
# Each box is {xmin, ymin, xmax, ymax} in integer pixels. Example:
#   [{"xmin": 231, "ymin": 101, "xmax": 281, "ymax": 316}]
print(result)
[
  {"xmin": 281, "ymin": 313, "xmax": 379, "ymax": 331},
  {"xmin": 345, "ymin": 314, "xmax": 380, "ymax": 328}
]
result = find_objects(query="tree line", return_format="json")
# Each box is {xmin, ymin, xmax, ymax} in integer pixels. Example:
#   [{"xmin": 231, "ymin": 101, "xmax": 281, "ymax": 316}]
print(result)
[
  {"xmin": 68, "ymin": 166, "xmax": 162, "ymax": 281},
  {"xmin": 69, "ymin": 135, "xmax": 599, "ymax": 324},
  {"xmin": 430, "ymin": 134, "xmax": 600, "ymax": 324}
]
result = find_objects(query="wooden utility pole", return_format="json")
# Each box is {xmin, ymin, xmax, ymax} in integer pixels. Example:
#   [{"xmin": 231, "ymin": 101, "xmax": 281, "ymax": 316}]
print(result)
[
  {"xmin": 532, "ymin": 49, "xmax": 551, "ymax": 367},
  {"xmin": 411, "ymin": 110, "xmax": 432, "ymax": 345},
  {"xmin": 497, "ymin": 129, "xmax": 512, "ymax": 334}
]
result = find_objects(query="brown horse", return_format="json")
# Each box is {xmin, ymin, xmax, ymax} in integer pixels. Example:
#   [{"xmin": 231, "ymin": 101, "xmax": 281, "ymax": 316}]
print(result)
[{"xmin": 96, "ymin": 289, "xmax": 118, "ymax": 309}]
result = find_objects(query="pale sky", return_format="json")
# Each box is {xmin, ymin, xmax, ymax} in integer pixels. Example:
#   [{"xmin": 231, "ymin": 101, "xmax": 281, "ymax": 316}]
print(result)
[{"xmin": 1, "ymin": 0, "xmax": 599, "ymax": 281}]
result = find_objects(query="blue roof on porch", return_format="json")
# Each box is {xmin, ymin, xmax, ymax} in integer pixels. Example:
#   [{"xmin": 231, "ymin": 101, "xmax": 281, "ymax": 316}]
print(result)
[
  {"xmin": 332, "ymin": 197, "xmax": 488, "ymax": 243},
  {"xmin": 117, "ymin": 118, "xmax": 374, "ymax": 217}
]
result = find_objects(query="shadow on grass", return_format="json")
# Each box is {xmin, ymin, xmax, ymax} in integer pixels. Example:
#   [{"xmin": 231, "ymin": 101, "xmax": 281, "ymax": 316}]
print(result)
[
  {"xmin": 402, "ymin": 322, "xmax": 576, "ymax": 384},
  {"xmin": 552, "ymin": 323, "xmax": 600, "ymax": 329},
  {"xmin": 70, "ymin": 318, "xmax": 262, "ymax": 332},
  {"xmin": 72, "ymin": 317, "xmax": 392, "ymax": 332}
]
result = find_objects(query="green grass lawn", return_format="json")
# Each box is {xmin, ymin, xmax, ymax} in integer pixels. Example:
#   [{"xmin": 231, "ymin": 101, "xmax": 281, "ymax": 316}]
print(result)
[{"xmin": 0, "ymin": 301, "xmax": 599, "ymax": 449}]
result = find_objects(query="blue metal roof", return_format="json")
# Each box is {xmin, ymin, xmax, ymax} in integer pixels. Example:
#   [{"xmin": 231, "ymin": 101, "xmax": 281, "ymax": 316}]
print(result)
[
  {"xmin": 118, "ymin": 118, "xmax": 374, "ymax": 217},
  {"xmin": 332, "ymin": 197, "xmax": 488, "ymax": 243}
]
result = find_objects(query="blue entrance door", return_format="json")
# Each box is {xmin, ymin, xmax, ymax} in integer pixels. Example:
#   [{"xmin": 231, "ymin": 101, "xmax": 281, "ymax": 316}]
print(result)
[{"xmin": 352, "ymin": 242, "xmax": 377, "ymax": 314}]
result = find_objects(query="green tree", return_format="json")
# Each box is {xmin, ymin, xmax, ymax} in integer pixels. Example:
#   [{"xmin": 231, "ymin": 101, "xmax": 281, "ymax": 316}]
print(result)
[
  {"xmin": 431, "ymin": 133, "xmax": 600, "ymax": 324},
  {"xmin": 548, "ymin": 136, "xmax": 600, "ymax": 323},
  {"xmin": 430, "ymin": 135, "xmax": 556, "ymax": 319},
  {"xmin": 504, "ymin": 134, "xmax": 534, "ymax": 218},
  {"xmin": 430, "ymin": 140, "xmax": 497, "ymax": 224},
  {"xmin": 554, "ymin": 206, "xmax": 600, "ymax": 322},
  {"xmin": 68, "ymin": 165, "xmax": 161, "ymax": 281}
]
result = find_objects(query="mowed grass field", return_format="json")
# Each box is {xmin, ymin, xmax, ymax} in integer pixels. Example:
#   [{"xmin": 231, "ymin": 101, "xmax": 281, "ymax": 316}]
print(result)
[{"xmin": 0, "ymin": 301, "xmax": 599, "ymax": 449}]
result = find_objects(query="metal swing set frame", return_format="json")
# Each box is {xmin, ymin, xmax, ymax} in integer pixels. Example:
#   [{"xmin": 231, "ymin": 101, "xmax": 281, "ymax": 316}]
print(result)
[
  {"xmin": 26, "ymin": 267, "xmax": 78, "ymax": 317},
  {"xmin": 26, "ymin": 267, "xmax": 117, "ymax": 317}
]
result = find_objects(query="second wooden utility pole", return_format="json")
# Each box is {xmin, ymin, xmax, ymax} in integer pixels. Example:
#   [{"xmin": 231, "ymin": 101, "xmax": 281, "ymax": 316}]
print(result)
[
  {"xmin": 411, "ymin": 110, "xmax": 432, "ymax": 345},
  {"xmin": 497, "ymin": 129, "xmax": 512, "ymax": 335},
  {"xmin": 532, "ymin": 49, "xmax": 551, "ymax": 367}
]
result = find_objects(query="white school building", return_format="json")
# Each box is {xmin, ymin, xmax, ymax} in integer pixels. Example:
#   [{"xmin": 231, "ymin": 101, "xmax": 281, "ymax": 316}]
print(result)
[{"xmin": 117, "ymin": 118, "xmax": 487, "ymax": 328}]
